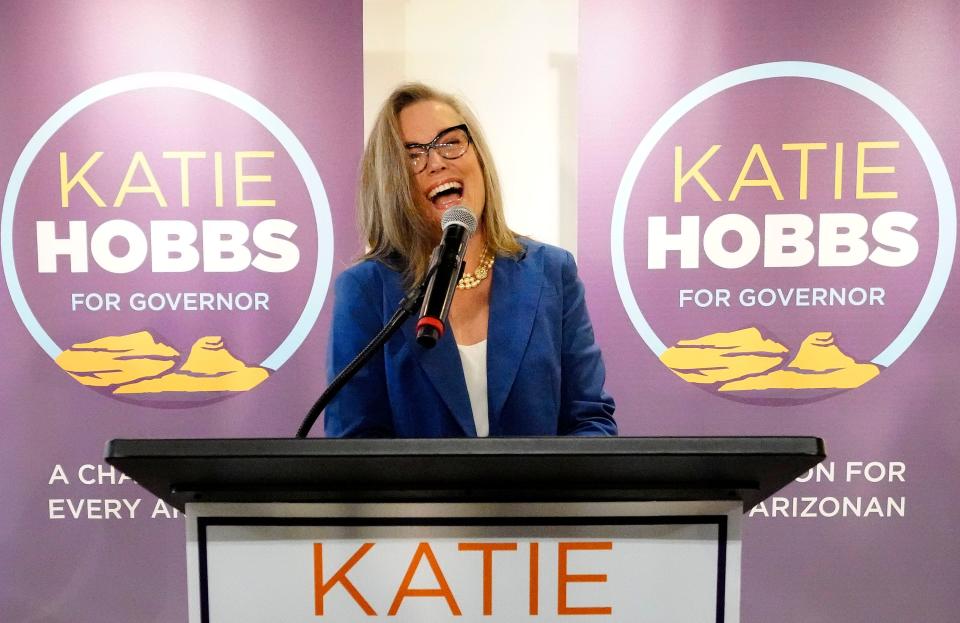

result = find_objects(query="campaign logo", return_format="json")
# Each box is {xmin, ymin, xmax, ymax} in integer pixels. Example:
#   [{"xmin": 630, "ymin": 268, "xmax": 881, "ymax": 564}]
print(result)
[
  {"xmin": 1, "ymin": 73, "xmax": 333, "ymax": 405},
  {"xmin": 612, "ymin": 62, "xmax": 955, "ymax": 404}
]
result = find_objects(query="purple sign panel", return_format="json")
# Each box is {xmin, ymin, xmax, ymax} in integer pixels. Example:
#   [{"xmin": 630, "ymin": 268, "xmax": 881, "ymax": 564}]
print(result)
[
  {"xmin": 0, "ymin": 2, "xmax": 361, "ymax": 621},
  {"xmin": 580, "ymin": 1, "xmax": 959, "ymax": 621}
]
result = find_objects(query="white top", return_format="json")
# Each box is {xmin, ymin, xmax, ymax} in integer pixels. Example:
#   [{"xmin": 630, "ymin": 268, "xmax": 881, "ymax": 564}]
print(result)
[{"xmin": 457, "ymin": 339, "xmax": 489, "ymax": 437}]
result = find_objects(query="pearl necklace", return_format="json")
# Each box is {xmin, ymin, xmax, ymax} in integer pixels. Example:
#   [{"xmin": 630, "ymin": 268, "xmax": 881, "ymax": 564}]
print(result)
[{"xmin": 457, "ymin": 247, "xmax": 494, "ymax": 289}]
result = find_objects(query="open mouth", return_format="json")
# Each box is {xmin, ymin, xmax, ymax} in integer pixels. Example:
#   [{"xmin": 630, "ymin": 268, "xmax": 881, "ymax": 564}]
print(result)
[{"xmin": 426, "ymin": 180, "xmax": 464, "ymax": 210}]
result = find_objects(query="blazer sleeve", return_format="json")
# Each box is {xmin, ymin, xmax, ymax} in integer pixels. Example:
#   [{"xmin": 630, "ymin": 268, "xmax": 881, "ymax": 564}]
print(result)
[
  {"xmin": 323, "ymin": 267, "xmax": 396, "ymax": 437},
  {"xmin": 557, "ymin": 250, "xmax": 618, "ymax": 436}
]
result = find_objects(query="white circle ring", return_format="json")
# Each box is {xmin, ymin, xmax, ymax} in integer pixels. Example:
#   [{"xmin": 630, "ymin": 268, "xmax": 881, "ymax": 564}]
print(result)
[
  {"xmin": 1, "ymin": 72, "xmax": 333, "ymax": 370},
  {"xmin": 611, "ymin": 61, "xmax": 955, "ymax": 368}
]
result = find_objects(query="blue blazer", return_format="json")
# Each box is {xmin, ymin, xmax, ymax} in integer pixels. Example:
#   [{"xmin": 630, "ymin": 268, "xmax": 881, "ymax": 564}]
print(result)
[{"xmin": 324, "ymin": 239, "xmax": 617, "ymax": 437}]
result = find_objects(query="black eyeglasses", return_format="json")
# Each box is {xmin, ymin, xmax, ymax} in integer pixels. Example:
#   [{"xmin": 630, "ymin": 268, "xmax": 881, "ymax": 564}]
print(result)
[{"xmin": 404, "ymin": 124, "xmax": 471, "ymax": 173}]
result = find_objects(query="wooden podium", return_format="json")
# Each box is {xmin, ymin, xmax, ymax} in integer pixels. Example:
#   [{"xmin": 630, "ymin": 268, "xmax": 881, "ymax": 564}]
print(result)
[{"xmin": 106, "ymin": 436, "xmax": 824, "ymax": 623}]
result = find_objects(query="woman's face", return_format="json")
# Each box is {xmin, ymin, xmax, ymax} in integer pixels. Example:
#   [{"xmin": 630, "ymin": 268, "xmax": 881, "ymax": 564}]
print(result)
[{"xmin": 399, "ymin": 99, "xmax": 486, "ymax": 226}]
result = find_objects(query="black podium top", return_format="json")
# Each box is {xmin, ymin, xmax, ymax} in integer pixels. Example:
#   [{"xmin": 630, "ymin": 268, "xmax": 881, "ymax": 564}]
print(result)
[{"xmin": 105, "ymin": 436, "xmax": 823, "ymax": 512}]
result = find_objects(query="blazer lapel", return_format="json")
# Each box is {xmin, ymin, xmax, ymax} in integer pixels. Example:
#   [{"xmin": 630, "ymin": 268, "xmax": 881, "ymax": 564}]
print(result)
[
  {"xmin": 486, "ymin": 248, "xmax": 542, "ymax": 428},
  {"xmin": 404, "ymin": 315, "xmax": 476, "ymax": 436}
]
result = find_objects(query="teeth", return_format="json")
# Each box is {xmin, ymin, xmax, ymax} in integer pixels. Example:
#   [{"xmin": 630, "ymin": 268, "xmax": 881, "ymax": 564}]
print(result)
[{"xmin": 428, "ymin": 181, "xmax": 463, "ymax": 200}]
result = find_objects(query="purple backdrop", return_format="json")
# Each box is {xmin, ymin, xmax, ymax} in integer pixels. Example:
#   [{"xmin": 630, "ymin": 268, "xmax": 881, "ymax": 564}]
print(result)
[
  {"xmin": 0, "ymin": 1, "xmax": 361, "ymax": 621},
  {"xmin": 579, "ymin": 1, "xmax": 960, "ymax": 621}
]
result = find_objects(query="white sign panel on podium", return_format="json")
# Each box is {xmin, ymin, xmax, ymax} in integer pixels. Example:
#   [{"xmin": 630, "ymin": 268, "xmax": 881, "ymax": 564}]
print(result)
[{"xmin": 185, "ymin": 501, "xmax": 741, "ymax": 623}]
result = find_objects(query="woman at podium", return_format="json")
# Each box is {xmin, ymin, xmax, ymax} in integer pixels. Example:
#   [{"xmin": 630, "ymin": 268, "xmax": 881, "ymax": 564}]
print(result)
[{"xmin": 324, "ymin": 83, "xmax": 616, "ymax": 438}]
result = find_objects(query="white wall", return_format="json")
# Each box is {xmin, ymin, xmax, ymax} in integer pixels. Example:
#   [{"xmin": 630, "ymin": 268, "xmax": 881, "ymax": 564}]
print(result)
[{"xmin": 363, "ymin": 0, "xmax": 579, "ymax": 255}]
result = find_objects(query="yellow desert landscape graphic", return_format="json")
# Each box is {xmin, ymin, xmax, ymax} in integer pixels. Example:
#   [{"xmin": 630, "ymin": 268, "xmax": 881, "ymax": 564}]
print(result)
[
  {"xmin": 55, "ymin": 331, "xmax": 269, "ymax": 394},
  {"xmin": 660, "ymin": 327, "xmax": 880, "ymax": 392}
]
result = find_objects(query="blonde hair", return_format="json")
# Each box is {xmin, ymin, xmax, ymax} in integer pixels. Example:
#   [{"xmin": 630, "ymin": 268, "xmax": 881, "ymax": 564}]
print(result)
[{"xmin": 357, "ymin": 83, "xmax": 522, "ymax": 285}]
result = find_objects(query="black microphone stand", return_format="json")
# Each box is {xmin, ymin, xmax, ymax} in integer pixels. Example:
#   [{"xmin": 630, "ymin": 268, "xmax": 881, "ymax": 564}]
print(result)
[{"xmin": 295, "ymin": 268, "xmax": 433, "ymax": 439}]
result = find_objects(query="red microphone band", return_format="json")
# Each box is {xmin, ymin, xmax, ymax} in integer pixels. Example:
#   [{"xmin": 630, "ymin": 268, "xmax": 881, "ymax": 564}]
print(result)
[{"xmin": 416, "ymin": 316, "xmax": 445, "ymax": 337}]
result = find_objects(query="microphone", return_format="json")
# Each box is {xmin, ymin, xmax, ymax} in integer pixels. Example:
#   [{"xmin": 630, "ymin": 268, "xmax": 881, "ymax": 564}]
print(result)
[{"xmin": 416, "ymin": 206, "xmax": 477, "ymax": 348}]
